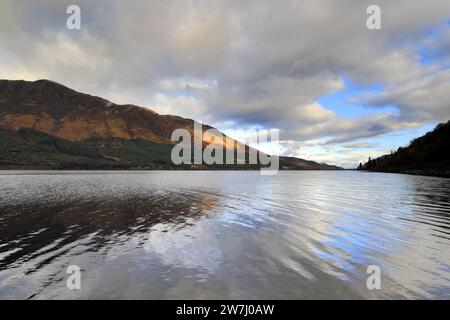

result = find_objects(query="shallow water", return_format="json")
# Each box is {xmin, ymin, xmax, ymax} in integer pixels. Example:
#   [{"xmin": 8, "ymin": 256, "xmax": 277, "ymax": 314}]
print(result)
[{"xmin": 0, "ymin": 171, "xmax": 449, "ymax": 299}]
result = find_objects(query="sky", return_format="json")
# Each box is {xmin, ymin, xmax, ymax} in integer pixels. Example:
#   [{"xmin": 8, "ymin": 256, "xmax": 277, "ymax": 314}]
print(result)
[{"xmin": 1, "ymin": 0, "xmax": 450, "ymax": 168}]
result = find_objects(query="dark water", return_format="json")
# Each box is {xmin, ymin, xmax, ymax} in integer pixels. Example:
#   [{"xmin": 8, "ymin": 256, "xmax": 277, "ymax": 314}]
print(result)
[{"xmin": 0, "ymin": 171, "xmax": 449, "ymax": 299}]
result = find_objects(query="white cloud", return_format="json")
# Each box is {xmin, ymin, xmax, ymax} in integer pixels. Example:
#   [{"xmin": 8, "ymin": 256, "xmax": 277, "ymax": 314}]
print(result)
[{"xmin": 1, "ymin": 0, "xmax": 450, "ymax": 166}]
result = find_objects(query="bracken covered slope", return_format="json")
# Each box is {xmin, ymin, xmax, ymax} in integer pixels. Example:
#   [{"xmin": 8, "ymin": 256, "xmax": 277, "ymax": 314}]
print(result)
[{"xmin": 0, "ymin": 79, "xmax": 200, "ymax": 143}]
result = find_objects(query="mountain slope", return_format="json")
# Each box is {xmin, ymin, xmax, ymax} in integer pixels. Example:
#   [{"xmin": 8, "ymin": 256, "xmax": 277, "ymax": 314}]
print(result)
[
  {"xmin": 0, "ymin": 127, "xmax": 118, "ymax": 169},
  {"xmin": 358, "ymin": 121, "xmax": 450, "ymax": 177},
  {"xmin": 279, "ymin": 156, "xmax": 342, "ymax": 170},
  {"xmin": 0, "ymin": 79, "xmax": 341, "ymax": 170},
  {"xmin": 0, "ymin": 79, "xmax": 199, "ymax": 143}
]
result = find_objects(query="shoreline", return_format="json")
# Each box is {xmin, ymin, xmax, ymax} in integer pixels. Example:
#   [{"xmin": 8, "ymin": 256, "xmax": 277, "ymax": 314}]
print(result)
[{"xmin": 358, "ymin": 168, "xmax": 450, "ymax": 179}]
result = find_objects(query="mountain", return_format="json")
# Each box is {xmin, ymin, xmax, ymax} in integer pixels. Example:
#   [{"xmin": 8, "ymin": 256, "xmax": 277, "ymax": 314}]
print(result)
[
  {"xmin": 358, "ymin": 121, "xmax": 450, "ymax": 177},
  {"xmin": 0, "ymin": 79, "xmax": 202, "ymax": 143},
  {"xmin": 0, "ymin": 79, "xmax": 341, "ymax": 170},
  {"xmin": 279, "ymin": 156, "xmax": 342, "ymax": 170}
]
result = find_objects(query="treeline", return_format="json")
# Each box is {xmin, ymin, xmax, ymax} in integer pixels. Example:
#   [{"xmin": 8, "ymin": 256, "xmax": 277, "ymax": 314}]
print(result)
[
  {"xmin": 0, "ymin": 127, "xmax": 121, "ymax": 169},
  {"xmin": 358, "ymin": 120, "xmax": 450, "ymax": 177},
  {"xmin": 0, "ymin": 128, "xmax": 263, "ymax": 170},
  {"xmin": 0, "ymin": 127, "xmax": 185, "ymax": 169}
]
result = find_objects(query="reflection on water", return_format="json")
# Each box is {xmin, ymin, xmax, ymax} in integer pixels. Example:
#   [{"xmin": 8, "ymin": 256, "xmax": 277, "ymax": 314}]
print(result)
[{"xmin": 0, "ymin": 171, "xmax": 449, "ymax": 299}]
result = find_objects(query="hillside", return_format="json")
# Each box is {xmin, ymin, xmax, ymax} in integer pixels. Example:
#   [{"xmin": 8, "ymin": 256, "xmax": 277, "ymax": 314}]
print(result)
[
  {"xmin": 358, "ymin": 121, "xmax": 450, "ymax": 177},
  {"xmin": 279, "ymin": 156, "xmax": 342, "ymax": 170},
  {"xmin": 0, "ymin": 127, "xmax": 236, "ymax": 169},
  {"xmin": 0, "ymin": 79, "xmax": 201, "ymax": 143},
  {"xmin": 0, "ymin": 79, "xmax": 341, "ymax": 170},
  {"xmin": 0, "ymin": 127, "xmax": 117, "ymax": 169}
]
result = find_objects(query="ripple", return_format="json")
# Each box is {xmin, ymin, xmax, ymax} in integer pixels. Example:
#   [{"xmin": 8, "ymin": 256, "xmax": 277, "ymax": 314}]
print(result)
[{"xmin": 0, "ymin": 170, "xmax": 449, "ymax": 299}]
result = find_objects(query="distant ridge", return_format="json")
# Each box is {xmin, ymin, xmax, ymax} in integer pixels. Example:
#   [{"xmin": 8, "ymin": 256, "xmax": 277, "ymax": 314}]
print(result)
[{"xmin": 0, "ymin": 79, "xmax": 341, "ymax": 170}]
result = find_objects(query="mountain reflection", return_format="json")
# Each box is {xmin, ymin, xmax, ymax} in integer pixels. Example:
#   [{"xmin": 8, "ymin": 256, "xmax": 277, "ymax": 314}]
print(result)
[{"xmin": 0, "ymin": 188, "xmax": 219, "ymax": 273}]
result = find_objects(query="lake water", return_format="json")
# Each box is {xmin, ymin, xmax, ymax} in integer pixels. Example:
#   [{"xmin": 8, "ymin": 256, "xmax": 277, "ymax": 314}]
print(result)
[{"xmin": 0, "ymin": 171, "xmax": 449, "ymax": 299}]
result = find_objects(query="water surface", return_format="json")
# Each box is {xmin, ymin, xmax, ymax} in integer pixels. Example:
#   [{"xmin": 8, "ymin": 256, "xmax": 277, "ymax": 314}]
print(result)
[{"xmin": 0, "ymin": 171, "xmax": 449, "ymax": 299}]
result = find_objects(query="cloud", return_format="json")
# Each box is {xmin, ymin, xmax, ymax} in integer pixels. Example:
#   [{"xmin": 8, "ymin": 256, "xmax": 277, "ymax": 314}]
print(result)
[
  {"xmin": 1, "ymin": 0, "xmax": 450, "ymax": 166},
  {"xmin": 342, "ymin": 142, "xmax": 376, "ymax": 149},
  {"xmin": 363, "ymin": 69, "xmax": 450, "ymax": 121}
]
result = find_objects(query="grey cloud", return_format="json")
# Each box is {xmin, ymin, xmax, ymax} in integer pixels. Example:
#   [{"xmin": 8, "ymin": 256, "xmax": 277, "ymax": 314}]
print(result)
[
  {"xmin": 1, "ymin": 0, "xmax": 450, "ymax": 160},
  {"xmin": 286, "ymin": 113, "xmax": 425, "ymax": 145},
  {"xmin": 342, "ymin": 143, "xmax": 377, "ymax": 149},
  {"xmin": 364, "ymin": 70, "xmax": 450, "ymax": 121}
]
